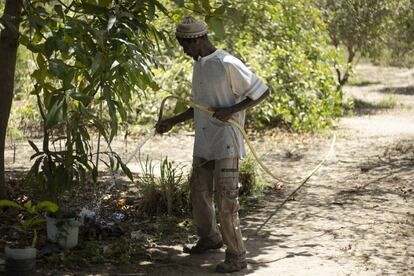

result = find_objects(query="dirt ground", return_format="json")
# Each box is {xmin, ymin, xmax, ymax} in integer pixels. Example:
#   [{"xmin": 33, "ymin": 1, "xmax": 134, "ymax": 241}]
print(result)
[{"xmin": 3, "ymin": 63, "xmax": 414, "ymax": 275}]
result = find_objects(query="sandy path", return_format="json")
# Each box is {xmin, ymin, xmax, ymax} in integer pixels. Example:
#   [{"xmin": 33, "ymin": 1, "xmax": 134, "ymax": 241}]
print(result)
[
  {"xmin": 4, "ymin": 64, "xmax": 414, "ymax": 275},
  {"xmin": 121, "ymin": 64, "xmax": 414, "ymax": 276}
]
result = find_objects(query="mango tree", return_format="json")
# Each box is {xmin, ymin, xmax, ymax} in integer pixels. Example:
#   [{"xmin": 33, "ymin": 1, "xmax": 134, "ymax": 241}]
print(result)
[
  {"xmin": 0, "ymin": 0, "xmax": 235, "ymax": 199},
  {"xmin": 0, "ymin": 0, "xmax": 170, "ymax": 199}
]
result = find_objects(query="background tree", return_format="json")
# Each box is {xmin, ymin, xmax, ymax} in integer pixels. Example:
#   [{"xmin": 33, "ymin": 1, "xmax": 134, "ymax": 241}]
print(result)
[
  {"xmin": 317, "ymin": 0, "xmax": 399, "ymax": 87},
  {"xmin": 383, "ymin": 0, "xmax": 414, "ymax": 67},
  {"xmin": 142, "ymin": 0, "xmax": 343, "ymax": 132}
]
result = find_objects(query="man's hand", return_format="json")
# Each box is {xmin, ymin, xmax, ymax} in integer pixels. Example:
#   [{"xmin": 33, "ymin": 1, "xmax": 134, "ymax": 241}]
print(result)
[
  {"xmin": 155, "ymin": 119, "xmax": 174, "ymax": 134},
  {"xmin": 212, "ymin": 107, "xmax": 234, "ymax": 122}
]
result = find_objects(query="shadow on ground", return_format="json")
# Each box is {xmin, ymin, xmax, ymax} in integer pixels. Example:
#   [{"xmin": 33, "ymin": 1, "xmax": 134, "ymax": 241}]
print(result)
[{"xmin": 379, "ymin": 86, "xmax": 414, "ymax": 95}]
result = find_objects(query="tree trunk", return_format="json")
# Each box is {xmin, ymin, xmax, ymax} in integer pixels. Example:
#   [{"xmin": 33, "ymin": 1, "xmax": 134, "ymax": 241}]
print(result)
[
  {"xmin": 336, "ymin": 48, "xmax": 356, "ymax": 89},
  {"xmin": 0, "ymin": 0, "xmax": 23, "ymax": 199}
]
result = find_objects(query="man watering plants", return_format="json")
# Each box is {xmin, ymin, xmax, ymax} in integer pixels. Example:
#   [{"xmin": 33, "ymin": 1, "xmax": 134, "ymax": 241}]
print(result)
[{"xmin": 155, "ymin": 16, "xmax": 269, "ymax": 273}]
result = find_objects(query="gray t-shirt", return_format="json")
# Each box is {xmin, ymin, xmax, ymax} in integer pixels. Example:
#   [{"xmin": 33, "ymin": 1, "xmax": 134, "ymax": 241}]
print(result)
[{"xmin": 192, "ymin": 49, "xmax": 268, "ymax": 160}]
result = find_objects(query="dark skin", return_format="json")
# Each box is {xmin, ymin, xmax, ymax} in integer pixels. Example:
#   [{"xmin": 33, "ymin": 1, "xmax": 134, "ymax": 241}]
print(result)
[{"xmin": 155, "ymin": 35, "xmax": 269, "ymax": 134}]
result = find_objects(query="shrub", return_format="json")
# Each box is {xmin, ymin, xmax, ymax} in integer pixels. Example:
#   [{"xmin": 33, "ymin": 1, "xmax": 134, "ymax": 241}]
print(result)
[
  {"xmin": 138, "ymin": 156, "xmax": 189, "ymax": 217},
  {"xmin": 239, "ymin": 155, "xmax": 267, "ymax": 196},
  {"xmin": 140, "ymin": 0, "xmax": 345, "ymax": 132}
]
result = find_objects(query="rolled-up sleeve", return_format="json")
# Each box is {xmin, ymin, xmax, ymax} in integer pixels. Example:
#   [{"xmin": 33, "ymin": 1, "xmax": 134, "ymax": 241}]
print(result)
[{"xmin": 223, "ymin": 56, "xmax": 268, "ymax": 100}]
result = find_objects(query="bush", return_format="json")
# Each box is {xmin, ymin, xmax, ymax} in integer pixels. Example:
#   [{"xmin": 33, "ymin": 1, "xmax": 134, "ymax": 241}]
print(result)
[
  {"xmin": 232, "ymin": 1, "xmax": 344, "ymax": 131},
  {"xmin": 138, "ymin": 157, "xmax": 190, "ymax": 217},
  {"xmin": 239, "ymin": 155, "xmax": 267, "ymax": 196},
  {"xmin": 140, "ymin": 0, "xmax": 345, "ymax": 132}
]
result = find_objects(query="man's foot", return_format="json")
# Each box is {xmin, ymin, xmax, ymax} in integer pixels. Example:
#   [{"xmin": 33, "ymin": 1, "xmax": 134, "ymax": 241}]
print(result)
[
  {"xmin": 183, "ymin": 238, "xmax": 223, "ymax": 254},
  {"xmin": 215, "ymin": 252, "xmax": 247, "ymax": 273}
]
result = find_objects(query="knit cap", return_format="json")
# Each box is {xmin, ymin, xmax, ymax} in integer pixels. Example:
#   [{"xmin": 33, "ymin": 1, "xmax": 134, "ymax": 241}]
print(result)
[{"xmin": 175, "ymin": 15, "xmax": 208, "ymax": 38}]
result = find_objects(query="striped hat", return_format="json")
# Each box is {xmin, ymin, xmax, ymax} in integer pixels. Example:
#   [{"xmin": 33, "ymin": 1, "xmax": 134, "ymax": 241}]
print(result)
[{"xmin": 175, "ymin": 15, "xmax": 208, "ymax": 38}]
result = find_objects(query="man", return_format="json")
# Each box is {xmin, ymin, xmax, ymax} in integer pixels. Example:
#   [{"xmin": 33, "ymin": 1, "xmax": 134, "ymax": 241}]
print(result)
[{"xmin": 155, "ymin": 15, "xmax": 269, "ymax": 273}]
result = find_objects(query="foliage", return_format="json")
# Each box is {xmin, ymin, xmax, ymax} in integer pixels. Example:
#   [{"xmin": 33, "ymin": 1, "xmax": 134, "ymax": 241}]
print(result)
[
  {"xmin": 7, "ymin": 0, "xmax": 350, "ymax": 149},
  {"xmin": 138, "ymin": 0, "xmax": 345, "ymax": 132},
  {"xmin": 317, "ymin": 0, "xmax": 400, "ymax": 85},
  {"xmin": 21, "ymin": 0, "xmax": 167, "ymax": 141},
  {"xmin": 138, "ymin": 156, "xmax": 189, "ymax": 216},
  {"xmin": 7, "ymin": 96, "xmax": 42, "ymax": 139},
  {"xmin": 235, "ymin": 1, "xmax": 343, "ymax": 131},
  {"xmin": 6, "ymin": 46, "xmax": 42, "ymax": 139},
  {"xmin": 239, "ymin": 154, "xmax": 267, "ymax": 196},
  {"xmin": 14, "ymin": 46, "xmax": 35, "ymax": 99},
  {"xmin": 0, "ymin": 199, "xmax": 58, "ymax": 247},
  {"xmin": 18, "ymin": 0, "xmax": 169, "ymax": 200},
  {"xmin": 382, "ymin": 0, "xmax": 414, "ymax": 67}
]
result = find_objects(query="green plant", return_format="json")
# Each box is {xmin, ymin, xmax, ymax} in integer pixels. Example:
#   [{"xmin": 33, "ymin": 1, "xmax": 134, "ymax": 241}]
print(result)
[
  {"xmin": 140, "ymin": 0, "xmax": 346, "ymax": 132},
  {"xmin": 239, "ymin": 154, "xmax": 267, "ymax": 197},
  {"xmin": 0, "ymin": 200, "xmax": 58, "ymax": 247},
  {"xmin": 138, "ymin": 156, "xmax": 189, "ymax": 216},
  {"xmin": 317, "ymin": 0, "xmax": 400, "ymax": 86},
  {"xmin": 16, "ymin": 0, "xmax": 170, "ymax": 203}
]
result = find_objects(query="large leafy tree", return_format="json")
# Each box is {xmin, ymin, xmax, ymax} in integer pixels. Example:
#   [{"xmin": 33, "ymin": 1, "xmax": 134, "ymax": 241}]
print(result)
[
  {"xmin": 150, "ymin": 0, "xmax": 343, "ymax": 132},
  {"xmin": 385, "ymin": 0, "xmax": 414, "ymax": 67},
  {"xmin": 317, "ymin": 0, "xmax": 399, "ymax": 86},
  {"xmin": 0, "ymin": 0, "xmax": 234, "ymax": 199},
  {"xmin": 0, "ymin": 0, "xmax": 170, "ymax": 199}
]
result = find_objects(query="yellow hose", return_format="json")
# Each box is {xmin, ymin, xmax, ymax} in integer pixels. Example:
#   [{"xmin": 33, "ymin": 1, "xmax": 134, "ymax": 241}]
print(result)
[{"xmin": 158, "ymin": 95, "xmax": 336, "ymax": 186}]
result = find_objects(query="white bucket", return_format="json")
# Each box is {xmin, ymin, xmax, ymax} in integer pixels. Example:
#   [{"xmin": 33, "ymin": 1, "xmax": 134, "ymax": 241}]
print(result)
[{"xmin": 46, "ymin": 215, "xmax": 80, "ymax": 249}]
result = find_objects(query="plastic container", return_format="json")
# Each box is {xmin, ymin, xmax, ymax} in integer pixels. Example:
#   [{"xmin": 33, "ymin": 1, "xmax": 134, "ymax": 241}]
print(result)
[
  {"xmin": 5, "ymin": 246, "xmax": 36, "ymax": 276},
  {"xmin": 46, "ymin": 215, "xmax": 80, "ymax": 249}
]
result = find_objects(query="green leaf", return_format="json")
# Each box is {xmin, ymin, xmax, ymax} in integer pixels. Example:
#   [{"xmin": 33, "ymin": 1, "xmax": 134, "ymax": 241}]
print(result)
[
  {"xmin": 63, "ymin": 69, "xmax": 75, "ymax": 89},
  {"xmin": 23, "ymin": 201, "xmax": 33, "ymax": 212},
  {"xmin": 201, "ymin": 0, "xmax": 211, "ymax": 12},
  {"xmin": 206, "ymin": 16, "xmax": 225, "ymax": 39},
  {"xmin": 45, "ymin": 97, "xmax": 65, "ymax": 129},
  {"xmin": 37, "ymin": 54, "xmax": 47, "ymax": 70},
  {"xmin": 91, "ymin": 52, "xmax": 102, "ymax": 74},
  {"xmin": 0, "ymin": 200, "xmax": 22, "ymax": 209},
  {"xmin": 120, "ymin": 160, "xmax": 133, "ymax": 181},
  {"xmin": 70, "ymin": 92, "xmax": 92, "ymax": 105},
  {"xmin": 21, "ymin": 217, "xmax": 45, "ymax": 228},
  {"xmin": 44, "ymin": 37, "xmax": 56, "ymax": 58},
  {"xmin": 226, "ymin": 7, "xmax": 241, "ymax": 23},
  {"xmin": 214, "ymin": 5, "xmax": 226, "ymax": 16},
  {"xmin": 81, "ymin": 3, "xmax": 109, "ymax": 14},
  {"xmin": 32, "ymin": 69, "xmax": 47, "ymax": 85},
  {"xmin": 54, "ymin": 4, "xmax": 64, "ymax": 17},
  {"xmin": 49, "ymin": 60, "xmax": 69, "ymax": 80},
  {"xmin": 173, "ymin": 0, "xmax": 184, "ymax": 7},
  {"xmin": 99, "ymin": 0, "xmax": 112, "ymax": 7},
  {"xmin": 92, "ymin": 118, "xmax": 107, "ymax": 137},
  {"xmin": 174, "ymin": 101, "xmax": 187, "ymax": 115},
  {"xmin": 36, "ymin": 201, "xmax": 59, "ymax": 213},
  {"xmin": 28, "ymin": 140, "xmax": 40, "ymax": 153}
]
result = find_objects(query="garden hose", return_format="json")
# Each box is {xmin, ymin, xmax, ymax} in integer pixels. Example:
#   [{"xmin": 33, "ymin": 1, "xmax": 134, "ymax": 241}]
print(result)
[
  {"xmin": 123, "ymin": 95, "xmax": 337, "ymax": 266},
  {"xmin": 157, "ymin": 95, "xmax": 337, "ymax": 265},
  {"xmin": 157, "ymin": 95, "xmax": 336, "ymax": 187}
]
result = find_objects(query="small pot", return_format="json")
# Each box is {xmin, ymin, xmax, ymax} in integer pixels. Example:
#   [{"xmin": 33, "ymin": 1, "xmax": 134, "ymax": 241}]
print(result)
[
  {"xmin": 46, "ymin": 215, "xmax": 80, "ymax": 249},
  {"xmin": 5, "ymin": 246, "xmax": 36, "ymax": 276}
]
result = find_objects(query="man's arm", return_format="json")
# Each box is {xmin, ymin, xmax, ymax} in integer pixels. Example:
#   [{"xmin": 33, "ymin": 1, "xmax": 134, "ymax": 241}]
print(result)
[
  {"xmin": 213, "ymin": 89, "xmax": 269, "ymax": 122},
  {"xmin": 155, "ymin": 107, "xmax": 194, "ymax": 134}
]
